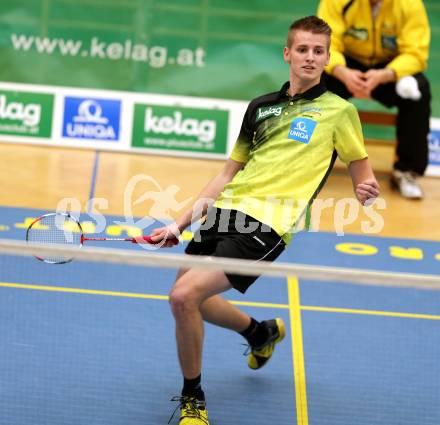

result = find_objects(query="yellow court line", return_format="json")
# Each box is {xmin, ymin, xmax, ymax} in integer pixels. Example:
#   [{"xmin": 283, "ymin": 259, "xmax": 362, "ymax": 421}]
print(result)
[
  {"xmin": 287, "ymin": 276, "xmax": 309, "ymax": 425},
  {"xmin": 1, "ymin": 282, "xmax": 440, "ymax": 321},
  {"xmin": 0, "ymin": 282, "xmax": 169, "ymax": 301},
  {"xmin": 301, "ymin": 305, "xmax": 440, "ymax": 321},
  {"xmin": 230, "ymin": 300, "xmax": 289, "ymax": 310},
  {"xmin": 0, "ymin": 282, "xmax": 288, "ymax": 309}
]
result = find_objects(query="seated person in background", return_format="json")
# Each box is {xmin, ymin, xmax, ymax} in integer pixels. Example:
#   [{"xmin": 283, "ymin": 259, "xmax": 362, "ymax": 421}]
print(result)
[{"xmin": 318, "ymin": 0, "xmax": 431, "ymax": 199}]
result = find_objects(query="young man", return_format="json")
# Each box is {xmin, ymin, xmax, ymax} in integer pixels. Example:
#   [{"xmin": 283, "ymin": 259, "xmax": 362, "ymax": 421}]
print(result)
[
  {"xmin": 152, "ymin": 16, "xmax": 380, "ymax": 425},
  {"xmin": 318, "ymin": 0, "xmax": 431, "ymax": 199}
]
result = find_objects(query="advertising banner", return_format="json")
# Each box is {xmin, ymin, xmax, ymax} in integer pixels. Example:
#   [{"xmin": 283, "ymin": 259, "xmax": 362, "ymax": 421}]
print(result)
[
  {"xmin": 62, "ymin": 96, "xmax": 121, "ymax": 141},
  {"xmin": 0, "ymin": 90, "xmax": 53, "ymax": 138},
  {"xmin": 0, "ymin": 0, "xmax": 297, "ymax": 102},
  {"xmin": 0, "ymin": 0, "xmax": 439, "ymax": 168},
  {"xmin": 132, "ymin": 104, "xmax": 229, "ymax": 155},
  {"xmin": 427, "ymin": 118, "xmax": 440, "ymax": 176}
]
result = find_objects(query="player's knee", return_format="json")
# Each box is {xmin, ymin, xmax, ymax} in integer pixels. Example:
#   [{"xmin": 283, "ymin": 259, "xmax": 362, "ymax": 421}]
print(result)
[{"xmin": 169, "ymin": 284, "xmax": 198, "ymax": 317}]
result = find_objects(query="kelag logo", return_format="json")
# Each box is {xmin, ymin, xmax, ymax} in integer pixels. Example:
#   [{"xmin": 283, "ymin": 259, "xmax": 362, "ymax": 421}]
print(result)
[
  {"xmin": 256, "ymin": 104, "xmax": 283, "ymax": 122},
  {"xmin": 0, "ymin": 90, "xmax": 54, "ymax": 138},
  {"xmin": 131, "ymin": 104, "xmax": 228, "ymax": 154},
  {"xmin": 62, "ymin": 97, "xmax": 121, "ymax": 141}
]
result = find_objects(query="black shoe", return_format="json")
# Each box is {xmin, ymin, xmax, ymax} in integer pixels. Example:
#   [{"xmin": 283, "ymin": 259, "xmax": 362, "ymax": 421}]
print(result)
[{"xmin": 247, "ymin": 318, "xmax": 285, "ymax": 370}]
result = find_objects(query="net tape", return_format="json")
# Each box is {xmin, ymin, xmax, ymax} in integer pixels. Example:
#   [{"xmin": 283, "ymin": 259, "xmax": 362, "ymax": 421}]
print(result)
[{"xmin": 1, "ymin": 239, "xmax": 439, "ymax": 290}]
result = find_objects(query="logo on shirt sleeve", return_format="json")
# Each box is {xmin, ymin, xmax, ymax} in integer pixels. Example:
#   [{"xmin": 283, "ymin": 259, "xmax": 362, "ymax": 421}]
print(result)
[{"xmin": 288, "ymin": 117, "xmax": 317, "ymax": 144}]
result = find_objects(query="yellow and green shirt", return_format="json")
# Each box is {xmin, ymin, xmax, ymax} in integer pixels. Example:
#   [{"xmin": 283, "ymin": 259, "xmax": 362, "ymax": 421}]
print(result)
[
  {"xmin": 318, "ymin": 0, "xmax": 430, "ymax": 79},
  {"xmin": 214, "ymin": 81, "xmax": 367, "ymax": 244}
]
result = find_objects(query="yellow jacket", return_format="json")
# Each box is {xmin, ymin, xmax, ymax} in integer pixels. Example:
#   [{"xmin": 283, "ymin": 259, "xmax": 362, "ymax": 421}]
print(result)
[{"xmin": 317, "ymin": 0, "xmax": 430, "ymax": 79}]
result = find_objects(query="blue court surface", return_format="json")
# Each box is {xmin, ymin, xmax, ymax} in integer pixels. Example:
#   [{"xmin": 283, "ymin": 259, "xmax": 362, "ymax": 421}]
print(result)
[{"xmin": 1, "ymin": 206, "xmax": 439, "ymax": 425}]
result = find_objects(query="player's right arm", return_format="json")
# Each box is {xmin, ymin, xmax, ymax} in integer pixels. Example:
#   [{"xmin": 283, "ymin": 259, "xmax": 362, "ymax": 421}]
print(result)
[
  {"xmin": 150, "ymin": 158, "xmax": 244, "ymax": 243},
  {"xmin": 175, "ymin": 157, "xmax": 244, "ymax": 231},
  {"xmin": 151, "ymin": 100, "xmax": 254, "ymax": 245}
]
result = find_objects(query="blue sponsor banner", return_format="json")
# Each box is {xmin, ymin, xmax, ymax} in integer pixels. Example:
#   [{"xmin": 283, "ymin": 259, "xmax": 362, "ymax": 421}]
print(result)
[
  {"xmin": 428, "ymin": 128, "xmax": 440, "ymax": 167},
  {"xmin": 62, "ymin": 97, "xmax": 121, "ymax": 141}
]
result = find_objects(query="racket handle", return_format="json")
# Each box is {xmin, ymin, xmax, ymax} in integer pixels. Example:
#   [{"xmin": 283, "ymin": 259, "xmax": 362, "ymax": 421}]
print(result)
[{"xmin": 132, "ymin": 235, "xmax": 179, "ymax": 246}]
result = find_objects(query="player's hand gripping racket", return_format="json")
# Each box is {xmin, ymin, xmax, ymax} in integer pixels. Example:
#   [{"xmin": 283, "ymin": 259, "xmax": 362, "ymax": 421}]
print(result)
[{"xmin": 26, "ymin": 212, "xmax": 179, "ymax": 264}]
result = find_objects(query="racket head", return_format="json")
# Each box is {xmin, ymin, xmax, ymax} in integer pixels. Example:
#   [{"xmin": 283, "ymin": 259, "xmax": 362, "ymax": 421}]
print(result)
[{"xmin": 26, "ymin": 212, "xmax": 84, "ymax": 264}]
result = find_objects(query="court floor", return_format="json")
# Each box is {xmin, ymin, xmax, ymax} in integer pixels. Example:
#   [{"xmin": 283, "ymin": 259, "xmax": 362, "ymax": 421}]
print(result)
[
  {"xmin": 1, "ymin": 205, "xmax": 439, "ymax": 425},
  {"xmin": 1, "ymin": 142, "xmax": 440, "ymax": 424}
]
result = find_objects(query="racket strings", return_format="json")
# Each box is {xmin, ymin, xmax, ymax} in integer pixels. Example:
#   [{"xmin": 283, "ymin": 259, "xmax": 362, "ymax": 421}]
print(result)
[{"xmin": 26, "ymin": 213, "xmax": 82, "ymax": 264}]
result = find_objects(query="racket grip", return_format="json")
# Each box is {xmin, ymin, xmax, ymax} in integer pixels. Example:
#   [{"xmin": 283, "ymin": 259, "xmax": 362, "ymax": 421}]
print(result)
[{"xmin": 132, "ymin": 235, "xmax": 179, "ymax": 246}]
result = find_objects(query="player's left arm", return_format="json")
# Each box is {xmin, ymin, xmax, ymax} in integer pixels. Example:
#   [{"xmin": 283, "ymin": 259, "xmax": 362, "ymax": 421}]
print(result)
[
  {"xmin": 348, "ymin": 158, "xmax": 380, "ymax": 205},
  {"xmin": 335, "ymin": 103, "xmax": 379, "ymax": 205}
]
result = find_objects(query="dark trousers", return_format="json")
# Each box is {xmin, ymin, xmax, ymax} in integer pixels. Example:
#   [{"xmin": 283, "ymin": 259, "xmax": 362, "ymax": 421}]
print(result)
[{"xmin": 323, "ymin": 57, "xmax": 431, "ymax": 175}]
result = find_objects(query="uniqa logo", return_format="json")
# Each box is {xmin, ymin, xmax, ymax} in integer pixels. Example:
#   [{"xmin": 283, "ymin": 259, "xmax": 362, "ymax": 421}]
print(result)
[
  {"xmin": 144, "ymin": 107, "xmax": 216, "ymax": 143},
  {"xmin": 74, "ymin": 100, "xmax": 108, "ymax": 124},
  {"xmin": 290, "ymin": 120, "xmax": 309, "ymax": 140},
  {"xmin": 428, "ymin": 131, "xmax": 440, "ymax": 151},
  {"xmin": 65, "ymin": 99, "xmax": 116, "ymax": 139},
  {"xmin": 0, "ymin": 95, "xmax": 41, "ymax": 126},
  {"xmin": 428, "ymin": 131, "xmax": 440, "ymax": 162}
]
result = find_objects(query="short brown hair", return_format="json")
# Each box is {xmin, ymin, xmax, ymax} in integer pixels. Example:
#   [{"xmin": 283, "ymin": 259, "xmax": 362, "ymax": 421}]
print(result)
[{"xmin": 286, "ymin": 16, "xmax": 332, "ymax": 48}]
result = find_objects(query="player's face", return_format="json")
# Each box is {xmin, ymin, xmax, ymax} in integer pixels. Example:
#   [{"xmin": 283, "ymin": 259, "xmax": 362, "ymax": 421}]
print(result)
[{"xmin": 283, "ymin": 30, "xmax": 330, "ymax": 85}]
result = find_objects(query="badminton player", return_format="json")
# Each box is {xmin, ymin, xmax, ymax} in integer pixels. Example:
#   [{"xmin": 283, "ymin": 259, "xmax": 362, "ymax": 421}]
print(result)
[{"xmin": 152, "ymin": 16, "xmax": 380, "ymax": 424}]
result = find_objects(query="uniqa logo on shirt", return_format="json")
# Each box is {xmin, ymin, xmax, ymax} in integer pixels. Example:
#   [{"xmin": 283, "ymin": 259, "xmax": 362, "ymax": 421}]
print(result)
[{"xmin": 287, "ymin": 117, "xmax": 317, "ymax": 144}]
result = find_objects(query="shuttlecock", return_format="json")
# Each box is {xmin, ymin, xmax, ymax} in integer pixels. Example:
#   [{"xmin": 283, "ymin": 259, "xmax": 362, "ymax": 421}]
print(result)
[{"xmin": 396, "ymin": 76, "xmax": 421, "ymax": 100}]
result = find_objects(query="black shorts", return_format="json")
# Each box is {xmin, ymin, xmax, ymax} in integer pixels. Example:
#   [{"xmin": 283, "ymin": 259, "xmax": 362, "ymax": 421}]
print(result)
[{"xmin": 185, "ymin": 208, "xmax": 285, "ymax": 293}]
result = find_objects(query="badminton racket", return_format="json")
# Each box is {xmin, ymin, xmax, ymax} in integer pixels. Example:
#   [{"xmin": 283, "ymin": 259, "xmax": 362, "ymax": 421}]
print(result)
[{"xmin": 26, "ymin": 212, "xmax": 178, "ymax": 264}]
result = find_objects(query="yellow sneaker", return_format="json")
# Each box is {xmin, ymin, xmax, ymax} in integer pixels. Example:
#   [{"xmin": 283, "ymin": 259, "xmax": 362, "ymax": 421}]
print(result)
[
  {"xmin": 247, "ymin": 318, "xmax": 285, "ymax": 370},
  {"xmin": 169, "ymin": 396, "xmax": 209, "ymax": 424}
]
